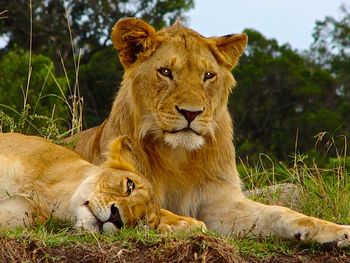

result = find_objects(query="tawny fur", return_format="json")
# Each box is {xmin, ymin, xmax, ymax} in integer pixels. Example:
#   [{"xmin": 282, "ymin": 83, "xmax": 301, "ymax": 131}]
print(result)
[
  {"xmin": 0, "ymin": 133, "xmax": 162, "ymax": 232},
  {"xmin": 68, "ymin": 18, "xmax": 350, "ymax": 247},
  {"xmin": 0, "ymin": 133, "xmax": 204, "ymax": 233}
]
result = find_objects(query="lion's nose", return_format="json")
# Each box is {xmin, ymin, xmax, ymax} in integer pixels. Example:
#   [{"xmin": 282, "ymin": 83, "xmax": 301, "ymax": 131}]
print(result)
[
  {"xmin": 176, "ymin": 106, "xmax": 204, "ymax": 123},
  {"xmin": 109, "ymin": 204, "xmax": 124, "ymax": 229}
]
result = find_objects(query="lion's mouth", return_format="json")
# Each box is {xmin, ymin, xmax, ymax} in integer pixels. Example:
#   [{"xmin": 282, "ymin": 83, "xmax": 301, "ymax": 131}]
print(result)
[
  {"xmin": 166, "ymin": 127, "xmax": 201, "ymax": 136},
  {"xmin": 85, "ymin": 202, "xmax": 124, "ymax": 232},
  {"xmin": 108, "ymin": 204, "xmax": 124, "ymax": 229}
]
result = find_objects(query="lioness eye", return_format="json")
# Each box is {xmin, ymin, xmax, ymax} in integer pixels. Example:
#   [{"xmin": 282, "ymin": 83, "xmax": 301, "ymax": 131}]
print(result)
[
  {"xmin": 126, "ymin": 179, "xmax": 135, "ymax": 195},
  {"xmin": 204, "ymin": 72, "xmax": 216, "ymax": 81},
  {"xmin": 158, "ymin": 68, "xmax": 173, "ymax": 79}
]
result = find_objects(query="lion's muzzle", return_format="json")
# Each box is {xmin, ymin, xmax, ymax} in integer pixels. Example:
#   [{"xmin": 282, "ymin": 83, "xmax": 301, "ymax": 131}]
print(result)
[{"xmin": 175, "ymin": 105, "xmax": 204, "ymax": 124}]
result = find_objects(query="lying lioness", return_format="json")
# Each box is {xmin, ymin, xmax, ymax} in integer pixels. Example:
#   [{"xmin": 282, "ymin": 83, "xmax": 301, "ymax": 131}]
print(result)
[
  {"xmin": 0, "ymin": 133, "xmax": 161, "ymax": 232},
  {"xmin": 0, "ymin": 133, "xmax": 205, "ymax": 233}
]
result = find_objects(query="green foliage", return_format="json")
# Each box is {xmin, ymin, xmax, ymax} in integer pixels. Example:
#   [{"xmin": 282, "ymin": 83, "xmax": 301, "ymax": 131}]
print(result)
[
  {"xmin": 232, "ymin": 28, "xmax": 348, "ymax": 163},
  {"xmin": 0, "ymin": 50, "xmax": 68, "ymax": 138},
  {"xmin": 0, "ymin": 1, "xmax": 195, "ymax": 129},
  {"xmin": 78, "ymin": 47, "xmax": 122, "ymax": 126},
  {"xmin": 311, "ymin": 4, "xmax": 350, "ymax": 135},
  {"xmin": 0, "ymin": 0, "xmax": 194, "ymax": 57}
]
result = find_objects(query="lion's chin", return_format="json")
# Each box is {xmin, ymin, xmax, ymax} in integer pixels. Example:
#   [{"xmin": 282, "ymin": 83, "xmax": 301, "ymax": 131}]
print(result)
[{"xmin": 164, "ymin": 131, "xmax": 204, "ymax": 151}]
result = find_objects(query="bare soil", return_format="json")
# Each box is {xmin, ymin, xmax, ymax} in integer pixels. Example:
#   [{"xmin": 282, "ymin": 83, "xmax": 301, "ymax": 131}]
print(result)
[{"xmin": 1, "ymin": 234, "xmax": 350, "ymax": 263}]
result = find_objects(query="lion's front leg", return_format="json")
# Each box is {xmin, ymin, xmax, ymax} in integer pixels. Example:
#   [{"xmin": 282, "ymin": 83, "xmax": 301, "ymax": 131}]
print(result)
[{"xmin": 199, "ymin": 186, "xmax": 350, "ymax": 247}]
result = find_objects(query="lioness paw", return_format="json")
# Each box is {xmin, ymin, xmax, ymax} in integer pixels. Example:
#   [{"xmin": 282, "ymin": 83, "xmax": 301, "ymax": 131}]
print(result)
[
  {"xmin": 158, "ymin": 218, "xmax": 207, "ymax": 233},
  {"xmin": 158, "ymin": 209, "xmax": 207, "ymax": 233}
]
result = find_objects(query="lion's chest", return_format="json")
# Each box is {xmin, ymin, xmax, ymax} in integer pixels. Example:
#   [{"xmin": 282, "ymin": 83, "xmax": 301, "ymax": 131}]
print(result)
[{"xmin": 150, "ymin": 165, "xmax": 204, "ymax": 217}]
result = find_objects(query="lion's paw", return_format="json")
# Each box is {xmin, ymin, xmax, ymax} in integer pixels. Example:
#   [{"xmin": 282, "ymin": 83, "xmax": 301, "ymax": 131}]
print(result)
[
  {"xmin": 158, "ymin": 209, "xmax": 207, "ymax": 233},
  {"xmin": 319, "ymin": 227, "xmax": 350, "ymax": 248},
  {"xmin": 293, "ymin": 220, "xmax": 350, "ymax": 248}
]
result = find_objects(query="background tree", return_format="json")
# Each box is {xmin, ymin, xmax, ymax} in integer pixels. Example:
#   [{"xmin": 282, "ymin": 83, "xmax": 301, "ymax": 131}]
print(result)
[
  {"xmin": 0, "ymin": 50, "xmax": 68, "ymax": 137},
  {"xmin": 232, "ymin": 29, "xmax": 345, "ymax": 162},
  {"xmin": 0, "ymin": 1, "xmax": 348, "ymax": 163},
  {"xmin": 311, "ymin": 4, "xmax": 350, "ymax": 134},
  {"xmin": 0, "ymin": 0, "xmax": 194, "ymax": 57},
  {"xmin": 0, "ymin": 0, "xmax": 194, "ymax": 127}
]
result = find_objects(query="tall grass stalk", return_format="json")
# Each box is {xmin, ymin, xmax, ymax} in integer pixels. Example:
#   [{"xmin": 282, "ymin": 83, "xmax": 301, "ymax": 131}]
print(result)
[
  {"xmin": 23, "ymin": 0, "xmax": 33, "ymax": 109},
  {"xmin": 241, "ymin": 133, "xmax": 349, "ymax": 224},
  {"xmin": 0, "ymin": 0, "xmax": 84, "ymax": 139},
  {"xmin": 62, "ymin": 3, "xmax": 83, "ymax": 137},
  {"xmin": 0, "ymin": 10, "xmax": 8, "ymax": 20}
]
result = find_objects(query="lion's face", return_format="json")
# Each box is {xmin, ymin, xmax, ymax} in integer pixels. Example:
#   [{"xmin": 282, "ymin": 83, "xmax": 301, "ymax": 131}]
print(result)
[
  {"xmin": 112, "ymin": 19, "xmax": 247, "ymax": 151},
  {"xmin": 83, "ymin": 169, "xmax": 159, "ymax": 233},
  {"xmin": 134, "ymin": 36, "xmax": 229, "ymax": 151}
]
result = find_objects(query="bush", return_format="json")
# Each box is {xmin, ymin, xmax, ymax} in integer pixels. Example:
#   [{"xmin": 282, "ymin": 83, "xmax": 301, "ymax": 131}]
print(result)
[{"xmin": 0, "ymin": 50, "xmax": 69, "ymax": 138}]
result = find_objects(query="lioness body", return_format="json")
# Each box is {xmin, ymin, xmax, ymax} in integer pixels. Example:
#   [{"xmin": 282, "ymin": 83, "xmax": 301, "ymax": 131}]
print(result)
[
  {"xmin": 70, "ymin": 18, "xmax": 350, "ymax": 247},
  {"xmin": 0, "ymin": 133, "xmax": 160, "ymax": 232}
]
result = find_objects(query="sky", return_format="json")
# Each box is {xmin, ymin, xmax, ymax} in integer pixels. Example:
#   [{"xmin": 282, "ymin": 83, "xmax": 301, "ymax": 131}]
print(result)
[
  {"xmin": 0, "ymin": 1, "xmax": 346, "ymax": 50},
  {"xmin": 187, "ymin": 0, "xmax": 347, "ymax": 51}
]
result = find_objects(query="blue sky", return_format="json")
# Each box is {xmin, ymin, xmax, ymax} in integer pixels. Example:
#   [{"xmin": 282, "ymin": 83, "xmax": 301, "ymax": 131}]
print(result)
[{"xmin": 187, "ymin": 0, "xmax": 346, "ymax": 50}]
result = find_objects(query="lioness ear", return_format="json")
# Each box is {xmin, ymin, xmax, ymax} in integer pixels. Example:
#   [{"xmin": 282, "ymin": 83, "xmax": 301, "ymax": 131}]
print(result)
[
  {"xmin": 213, "ymin": 33, "xmax": 248, "ymax": 69},
  {"xmin": 111, "ymin": 18, "xmax": 157, "ymax": 68},
  {"xmin": 102, "ymin": 135, "xmax": 136, "ymax": 172}
]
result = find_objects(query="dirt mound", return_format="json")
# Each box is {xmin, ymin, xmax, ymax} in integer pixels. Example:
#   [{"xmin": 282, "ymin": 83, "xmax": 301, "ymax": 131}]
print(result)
[
  {"xmin": 2, "ymin": 234, "xmax": 350, "ymax": 262},
  {"xmin": 246, "ymin": 251, "xmax": 350, "ymax": 263},
  {"xmin": 0, "ymin": 234, "xmax": 242, "ymax": 262}
]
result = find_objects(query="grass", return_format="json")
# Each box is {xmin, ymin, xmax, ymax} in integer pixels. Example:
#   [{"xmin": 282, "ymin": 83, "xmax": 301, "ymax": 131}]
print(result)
[{"xmin": 239, "ymin": 134, "xmax": 350, "ymax": 225}]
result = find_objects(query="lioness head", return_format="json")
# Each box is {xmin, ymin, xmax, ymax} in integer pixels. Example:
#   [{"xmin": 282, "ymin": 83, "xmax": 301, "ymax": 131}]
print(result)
[
  {"xmin": 73, "ymin": 136, "xmax": 160, "ymax": 233},
  {"xmin": 87, "ymin": 168, "xmax": 159, "ymax": 233},
  {"xmin": 111, "ymin": 18, "xmax": 247, "ymax": 151}
]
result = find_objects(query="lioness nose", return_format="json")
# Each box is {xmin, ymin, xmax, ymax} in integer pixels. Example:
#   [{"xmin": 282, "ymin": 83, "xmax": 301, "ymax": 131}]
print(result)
[{"xmin": 176, "ymin": 106, "xmax": 203, "ymax": 123}]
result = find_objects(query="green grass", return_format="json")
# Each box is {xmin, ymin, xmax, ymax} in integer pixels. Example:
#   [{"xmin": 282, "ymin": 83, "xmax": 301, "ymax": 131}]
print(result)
[{"xmin": 239, "ymin": 150, "xmax": 350, "ymax": 225}]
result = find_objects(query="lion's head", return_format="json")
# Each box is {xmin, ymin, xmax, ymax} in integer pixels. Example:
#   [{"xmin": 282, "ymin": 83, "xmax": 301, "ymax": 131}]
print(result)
[
  {"xmin": 111, "ymin": 18, "xmax": 247, "ymax": 151},
  {"xmin": 72, "ymin": 136, "xmax": 160, "ymax": 233},
  {"xmin": 86, "ymin": 168, "xmax": 159, "ymax": 233}
]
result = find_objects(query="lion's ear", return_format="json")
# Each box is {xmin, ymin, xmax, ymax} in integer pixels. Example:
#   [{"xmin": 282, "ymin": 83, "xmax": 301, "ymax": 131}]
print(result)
[
  {"xmin": 111, "ymin": 18, "xmax": 157, "ymax": 68},
  {"xmin": 213, "ymin": 33, "xmax": 248, "ymax": 69},
  {"xmin": 102, "ymin": 135, "xmax": 136, "ymax": 172}
]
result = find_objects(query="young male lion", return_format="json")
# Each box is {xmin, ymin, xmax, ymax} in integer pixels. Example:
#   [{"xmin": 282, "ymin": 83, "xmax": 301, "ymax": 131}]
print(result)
[{"xmin": 68, "ymin": 18, "xmax": 350, "ymax": 247}]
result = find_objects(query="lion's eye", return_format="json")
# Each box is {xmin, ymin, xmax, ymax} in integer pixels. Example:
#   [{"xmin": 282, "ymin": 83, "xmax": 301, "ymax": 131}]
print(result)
[
  {"xmin": 158, "ymin": 68, "xmax": 173, "ymax": 79},
  {"xmin": 126, "ymin": 179, "xmax": 135, "ymax": 195},
  {"xmin": 204, "ymin": 72, "xmax": 216, "ymax": 81}
]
